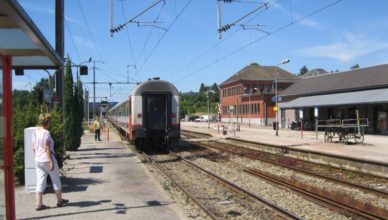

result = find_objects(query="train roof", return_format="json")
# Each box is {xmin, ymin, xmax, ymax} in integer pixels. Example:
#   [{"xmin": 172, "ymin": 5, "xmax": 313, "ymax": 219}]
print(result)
[
  {"xmin": 108, "ymin": 79, "xmax": 179, "ymax": 112},
  {"xmin": 132, "ymin": 79, "xmax": 179, "ymax": 96}
]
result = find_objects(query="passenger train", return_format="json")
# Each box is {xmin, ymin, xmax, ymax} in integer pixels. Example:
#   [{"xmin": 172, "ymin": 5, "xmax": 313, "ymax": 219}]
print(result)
[{"xmin": 108, "ymin": 78, "xmax": 180, "ymax": 148}]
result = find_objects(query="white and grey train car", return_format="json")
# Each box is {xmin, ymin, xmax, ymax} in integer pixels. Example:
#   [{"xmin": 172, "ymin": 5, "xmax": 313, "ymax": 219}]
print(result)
[{"xmin": 108, "ymin": 78, "xmax": 180, "ymax": 147}]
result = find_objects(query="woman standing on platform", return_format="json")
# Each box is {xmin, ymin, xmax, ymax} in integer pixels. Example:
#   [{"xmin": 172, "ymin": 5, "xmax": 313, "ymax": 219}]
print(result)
[{"xmin": 32, "ymin": 113, "xmax": 68, "ymax": 211}]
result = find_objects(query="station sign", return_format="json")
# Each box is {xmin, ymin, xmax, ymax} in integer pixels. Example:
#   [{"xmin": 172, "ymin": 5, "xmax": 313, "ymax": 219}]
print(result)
[
  {"xmin": 271, "ymin": 96, "xmax": 282, "ymax": 102},
  {"xmin": 314, "ymin": 107, "xmax": 319, "ymax": 117},
  {"xmin": 299, "ymin": 109, "xmax": 303, "ymax": 119}
]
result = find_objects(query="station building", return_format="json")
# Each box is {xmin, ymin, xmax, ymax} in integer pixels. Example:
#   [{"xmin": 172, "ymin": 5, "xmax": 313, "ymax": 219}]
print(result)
[
  {"xmin": 220, "ymin": 63, "xmax": 299, "ymax": 126},
  {"xmin": 279, "ymin": 64, "xmax": 388, "ymax": 135}
]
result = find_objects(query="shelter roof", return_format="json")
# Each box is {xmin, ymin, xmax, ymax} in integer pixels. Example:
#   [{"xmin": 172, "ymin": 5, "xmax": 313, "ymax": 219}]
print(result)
[
  {"xmin": 280, "ymin": 63, "xmax": 388, "ymax": 98},
  {"xmin": 0, "ymin": 0, "xmax": 62, "ymax": 69}
]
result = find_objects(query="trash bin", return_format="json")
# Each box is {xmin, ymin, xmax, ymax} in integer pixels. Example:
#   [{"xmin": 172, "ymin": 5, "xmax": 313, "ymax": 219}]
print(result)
[{"xmin": 273, "ymin": 122, "xmax": 278, "ymax": 130}]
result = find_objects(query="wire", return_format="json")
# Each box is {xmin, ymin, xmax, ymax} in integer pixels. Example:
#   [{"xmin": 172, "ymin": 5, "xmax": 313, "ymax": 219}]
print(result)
[
  {"xmin": 120, "ymin": 0, "xmax": 137, "ymax": 67},
  {"xmin": 174, "ymin": 0, "xmax": 344, "ymax": 83},
  {"xmin": 76, "ymin": 0, "xmax": 104, "ymax": 61},
  {"xmin": 169, "ymin": 0, "xmax": 276, "ymax": 80},
  {"xmin": 133, "ymin": 2, "xmax": 166, "ymax": 77},
  {"xmin": 65, "ymin": 20, "xmax": 82, "ymax": 62},
  {"xmin": 135, "ymin": 0, "xmax": 193, "ymax": 79}
]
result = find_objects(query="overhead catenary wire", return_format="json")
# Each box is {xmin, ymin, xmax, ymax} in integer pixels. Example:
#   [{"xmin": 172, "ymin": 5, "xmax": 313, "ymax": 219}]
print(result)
[
  {"xmin": 169, "ymin": 0, "xmax": 278, "ymax": 80},
  {"xmin": 119, "ymin": 0, "xmax": 137, "ymax": 67},
  {"xmin": 65, "ymin": 20, "xmax": 82, "ymax": 62},
  {"xmin": 133, "ymin": 2, "xmax": 166, "ymax": 77},
  {"xmin": 174, "ymin": 0, "xmax": 344, "ymax": 83},
  {"xmin": 135, "ymin": 0, "xmax": 193, "ymax": 79},
  {"xmin": 76, "ymin": 0, "xmax": 104, "ymax": 61}
]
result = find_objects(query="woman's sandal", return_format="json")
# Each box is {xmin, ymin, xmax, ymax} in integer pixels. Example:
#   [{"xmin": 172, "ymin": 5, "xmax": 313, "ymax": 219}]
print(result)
[
  {"xmin": 35, "ymin": 204, "xmax": 50, "ymax": 211},
  {"xmin": 57, "ymin": 199, "xmax": 69, "ymax": 207}
]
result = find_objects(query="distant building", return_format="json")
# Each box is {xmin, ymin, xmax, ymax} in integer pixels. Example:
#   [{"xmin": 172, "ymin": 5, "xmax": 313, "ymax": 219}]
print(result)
[
  {"xmin": 279, "ymin": 63, "xmax": 388, "ymax": 134},
  {"xmin": 220, "ymin": 64, "xmax": 299, "ymax": 126}
]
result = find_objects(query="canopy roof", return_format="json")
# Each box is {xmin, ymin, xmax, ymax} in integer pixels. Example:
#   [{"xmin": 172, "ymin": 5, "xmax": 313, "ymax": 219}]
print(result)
[
  {"xmin": 279, "ymin": 88, "xmax": 388, "ymax": 109},
  {"xmin": 0, "ymin": 0, "xmax": 62, "ymax": 69}
]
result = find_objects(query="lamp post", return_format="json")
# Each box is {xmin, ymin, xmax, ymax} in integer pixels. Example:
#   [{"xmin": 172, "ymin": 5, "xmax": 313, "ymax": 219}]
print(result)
[
  {"xmin": 92, "ymin": 60, "xmax": 104, "ymax": 119},
  {"xmin": 275, "ymin": 58, "xmax": 290, "ymax": 136},
  {"xmin": 76, "ymin": 57, "xmax": 92, "ymax": 77}
]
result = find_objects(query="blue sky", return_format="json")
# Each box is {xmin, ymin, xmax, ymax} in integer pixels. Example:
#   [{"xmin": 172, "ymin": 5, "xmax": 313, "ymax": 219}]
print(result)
[{"xmin": 14, "ymin": 0, "xmax": 388, "ymax": 102}]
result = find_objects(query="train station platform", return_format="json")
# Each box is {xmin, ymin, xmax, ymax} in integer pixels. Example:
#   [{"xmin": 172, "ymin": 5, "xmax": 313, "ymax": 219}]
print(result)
[
  {"xmin": 14, "ymin": 128, "xmax": 186, "ymax": 220},
  {"xmin": 182, "ymin": 122, "xmax": 388, "ymax": 178}
]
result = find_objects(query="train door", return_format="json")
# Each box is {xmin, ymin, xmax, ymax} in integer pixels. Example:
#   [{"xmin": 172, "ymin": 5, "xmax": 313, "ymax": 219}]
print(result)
[{"xmin": 143, "ymin": 94, "xmax": 171, "ymax": 131}]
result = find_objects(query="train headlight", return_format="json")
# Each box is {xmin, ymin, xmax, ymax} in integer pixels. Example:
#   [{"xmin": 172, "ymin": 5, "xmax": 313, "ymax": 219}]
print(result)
[{"xmin": 137, "ymin": 113, "xmax": 142, "ymax": 118}]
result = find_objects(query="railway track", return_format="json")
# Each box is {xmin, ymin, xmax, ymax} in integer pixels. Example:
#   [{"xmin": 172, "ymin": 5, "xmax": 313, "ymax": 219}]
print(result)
[
  {"xmin": 142, "ymin": 151, "xmax": 302, "ymax": 219},
  {"xmin": 181, "ymin": 130, "xmax": 388, "ymax": 219},
  {"xmin": 181, "ymin": 130, "xmax": 388, "ymax": 196}
]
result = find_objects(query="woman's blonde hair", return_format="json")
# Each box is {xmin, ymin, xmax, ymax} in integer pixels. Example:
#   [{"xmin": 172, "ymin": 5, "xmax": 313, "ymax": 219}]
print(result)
[{"xmin": 38, "ymin": 113, "xmax": 52, "ymax": 127}]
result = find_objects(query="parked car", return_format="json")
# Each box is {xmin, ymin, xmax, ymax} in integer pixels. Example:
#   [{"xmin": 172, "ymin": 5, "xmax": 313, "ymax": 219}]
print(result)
[
  {"xmin": 188, "ymin": 115, "xmax": 200, "ymax": 122},
  {"xmin": 195, "ymin": 115, "xmax": 209, "ymax": 122}
]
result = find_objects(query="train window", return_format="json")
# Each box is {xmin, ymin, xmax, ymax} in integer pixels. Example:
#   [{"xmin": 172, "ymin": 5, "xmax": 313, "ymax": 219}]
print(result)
[{"xmin": 0, "ymin": 65, "xmax": 5, "ymax": 218}]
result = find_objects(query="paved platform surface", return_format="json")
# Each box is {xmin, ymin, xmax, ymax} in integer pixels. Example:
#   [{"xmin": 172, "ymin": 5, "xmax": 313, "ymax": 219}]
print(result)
[
  {"xmin": 15, "ymin": 129, "xmax": 186, "ymax": 220},
  {"xmin": 182, "ymin": 122, "xmax": 388, "ymax": 165}
]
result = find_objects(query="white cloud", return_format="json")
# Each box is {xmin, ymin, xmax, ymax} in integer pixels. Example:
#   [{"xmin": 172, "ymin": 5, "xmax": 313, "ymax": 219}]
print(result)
[{"xmin": 300, "ymin": 33, "xmax": 388, "ymax": 62}]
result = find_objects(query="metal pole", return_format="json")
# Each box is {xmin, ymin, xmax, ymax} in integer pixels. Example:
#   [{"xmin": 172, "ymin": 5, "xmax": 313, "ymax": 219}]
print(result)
[
  {"xmin": 275, "ymin": 70, "xmax": 278, "ymax": 136},
  {"xmin": 217, "ymin": 0, "xmax": 222, "ymax": 39},
  {"xmin": 248, "ymin": 95, "xmax": 251, "ymax": 126},
  {"xmin": 93, "ymin": 61, "xmax": 96, "ymax": 119},
  {"xmin": 55, "ymin": 0, "xmax": 64, "ymax": 118},
  {"xmin": 207, "ymin": 91, "xmax": 210, "ymax": 129}
]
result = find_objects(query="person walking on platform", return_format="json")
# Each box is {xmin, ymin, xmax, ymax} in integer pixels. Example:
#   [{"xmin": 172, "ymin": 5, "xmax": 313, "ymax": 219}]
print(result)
[
  {"xmin": 93, "ymin": 115, "xmax": 103, "ymax": 141},
  {"xmin": 32, "ymin": 113, "xmax": 68, "ymax": 211}
]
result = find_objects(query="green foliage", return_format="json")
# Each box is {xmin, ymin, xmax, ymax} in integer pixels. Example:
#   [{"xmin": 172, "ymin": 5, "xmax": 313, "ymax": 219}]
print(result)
[
  {"xmin": 13, "ymin": 102, "xmax": 40, "ymax": 182},
  {"xmin": 63, "ymin": 58, "xmax": 84, "ymax": 151},
  {"xmin": 250, "ymin": 62, "xmax": 260, "ymax": 66},
  {"xmin": 350, "ymin": 63, "xmax": 360, "ymax": 69},
  {"xmin": 73, "ymin": 78, "xmax": 84, "ymax": 148},
  {"xmin": 299, "ymin": 65, "xmax": 309, "ymax": 76},
  {"xmin": 12, "ymin": 75, "xmax": 68, "ymax": 183},
  {"xmin": 179, "ymin": 82, "xmax": 220, "ymax": 119}
]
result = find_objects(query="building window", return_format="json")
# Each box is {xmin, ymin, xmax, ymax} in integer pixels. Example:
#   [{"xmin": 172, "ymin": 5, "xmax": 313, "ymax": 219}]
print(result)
[
  {"xmin": 260, "ymin": 84, "xmax": 265, "ymax": 93},
  {"xmin": 252, "ymin": 84, "xmax": 258, "ymax": 93},
  {"xmin": 266, "ymin": 84, "xmax": 272, "ymax": 93},
  {"xmin": 244, "ymin": 84, "xmax": 250, "ymax": 94}
]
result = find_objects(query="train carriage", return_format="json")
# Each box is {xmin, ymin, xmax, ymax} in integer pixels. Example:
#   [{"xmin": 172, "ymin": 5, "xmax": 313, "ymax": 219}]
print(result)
[{"xmin": 108, "ymin": 78, "xmax": 180, "ymax": 148}]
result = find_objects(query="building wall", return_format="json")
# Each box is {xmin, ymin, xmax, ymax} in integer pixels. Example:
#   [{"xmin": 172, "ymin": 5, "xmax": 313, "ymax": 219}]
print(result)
[{"xmin": 221, "ymin": 80, "xmax": 294, "ymax": 126}]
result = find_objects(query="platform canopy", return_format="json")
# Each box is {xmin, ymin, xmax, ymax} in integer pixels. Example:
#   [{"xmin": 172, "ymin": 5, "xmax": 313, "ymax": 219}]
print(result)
[
  {"xmin": 0, "ymin": 0, "xmax": 62, "ymax": 69},
  {"xmin": 279, "ymin": 88, "xmax": 388, "ymax": 109}
]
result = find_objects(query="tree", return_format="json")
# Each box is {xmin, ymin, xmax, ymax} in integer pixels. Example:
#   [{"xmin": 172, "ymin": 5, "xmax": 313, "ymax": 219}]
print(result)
[
  {"xmin": 250, "ymin": 62, "xmax": 260, "ymax": 66},
  {"xmin": 351, "ymin": 64, "xmax": 360, "ymax": 69},
  {"xmin": 73, "ymin": 77, "xmax": 84, "ymax": 148},
  {"xmin": 63, "ymin": 57, "xmax": 78, "ymax": 150},
  {"xmin": 199, "ymin": 83, "xmax": 206, "ymax": 93},
  {"xmin": 299, "ymin": 65, "xmax": 309, "ymax": 76}
]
